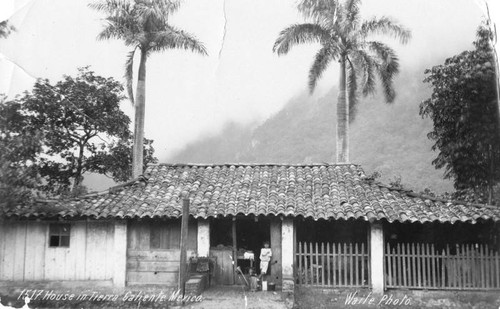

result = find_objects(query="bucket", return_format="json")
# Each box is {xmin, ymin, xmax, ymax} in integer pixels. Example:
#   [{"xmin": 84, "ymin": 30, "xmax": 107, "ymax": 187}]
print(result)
[
  {"xmin": 262, "ymin": 281, "xmax": 267, "ymax": 291},
  {"xmin": 268, "ymin": 282, "xmax": 276, "ymax": 291}
]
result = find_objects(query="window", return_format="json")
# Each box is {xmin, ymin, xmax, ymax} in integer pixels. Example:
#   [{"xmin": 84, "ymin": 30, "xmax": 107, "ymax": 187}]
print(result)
[{"xmin": 49, "ymin": 224, "xmax": 71, "ymax": 247}]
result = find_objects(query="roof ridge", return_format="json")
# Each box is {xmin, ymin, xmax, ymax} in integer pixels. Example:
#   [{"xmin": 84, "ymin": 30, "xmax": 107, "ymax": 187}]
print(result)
[
  {"xmin": 147, "ymin": 162, "xmax": 361, "ymax": 167},
  {"xmin": 373, "ymin": 181, "xmax": 498, "ymax": 210},
  {"xmin": 34, "ymin": 176, "xmax": 147, "ymax": 204}
]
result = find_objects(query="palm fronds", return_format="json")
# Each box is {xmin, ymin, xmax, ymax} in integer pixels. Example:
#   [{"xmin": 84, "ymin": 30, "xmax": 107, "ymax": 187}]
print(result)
[
  {"xmin": 152, "ymin": 26, "xmax": 208, "ymax": 55},
  {"xmin": 298, "ymin": 0, "xmax": 339, "ymax": 26},
  {"xmin": 96, "ymin": 22, "xmax": 128, "ymax": 41},
  {"xmin": 273, "ymin": 0, "xmax": 411, "ymax": 163},
  {"xmin": 368, "ymin": 41, "xmax": 399, "ymax": 102},
  {"xmin": 274, "ymin": 0, "xmax": 411, "ymax": 103},
  {"xmin": 89, "ymin": 0, "xmax": 132, "ymax": 15},
  {"xmin": 308, "ymin": 46, "xmax": 335, "ymax": 93},
  {"xmin": 124, "ymin": 48, "xmax": 137, "ymax": 105},
  {"xmin": 360, "ymin": 16, "xmax": 411, "ymax": 44},
  {"xmin": 342, "ymin": 0, "xmax": 361, "ymax": 32},
  {"xmin": 135, "ymin": 0, "xmax": 180, "ymax": 25},
  {"xmin": 90, "ymin": 0, "xmax": 208, "ymax": 89},
  {"xmin": 350, "ymin": 49, "xmax": 376, "ymax": 96},
  {"xmin": 273, "ymin": 23, "xmax": 331, "ymax": 55}
]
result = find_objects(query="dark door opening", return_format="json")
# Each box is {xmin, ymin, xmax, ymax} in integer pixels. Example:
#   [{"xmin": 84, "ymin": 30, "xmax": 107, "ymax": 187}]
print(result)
[
  {"xmin": 210, "ymin": 216, "xmax": 271, "ymax": 285},
  {"xmin": 236, "ymin": 218, "xmax": 271, "ymax": 274}
]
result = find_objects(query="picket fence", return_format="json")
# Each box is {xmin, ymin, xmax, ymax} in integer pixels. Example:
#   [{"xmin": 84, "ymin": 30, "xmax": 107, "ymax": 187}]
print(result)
[
  {"xmin": 295, "ymin": 242, "xmax": 370, "ymax": 287},
  {"xmin": 385, "ymin": 243, "xmax": 500, "ymax": 290}
]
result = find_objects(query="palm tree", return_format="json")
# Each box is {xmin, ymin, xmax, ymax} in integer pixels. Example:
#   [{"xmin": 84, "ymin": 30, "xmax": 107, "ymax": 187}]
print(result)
[
  {"xmin": 273, "ymin": 0, "xmax": 411, "ymax": 163},
  {"xmin": 90, "ymin": 0, "xmax": 207, "ymax": 178}
]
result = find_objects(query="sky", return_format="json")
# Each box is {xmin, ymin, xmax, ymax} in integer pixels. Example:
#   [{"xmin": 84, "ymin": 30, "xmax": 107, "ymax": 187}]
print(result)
[{"xmin": 0, "ymin": 0, "xmax": 498, "ymax": 163}]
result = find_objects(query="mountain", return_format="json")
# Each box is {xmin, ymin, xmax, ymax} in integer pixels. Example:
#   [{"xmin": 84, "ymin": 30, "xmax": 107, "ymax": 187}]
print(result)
[{"xmin": 168, "ymin": 70, "xmax": 453, "ymax": 194}]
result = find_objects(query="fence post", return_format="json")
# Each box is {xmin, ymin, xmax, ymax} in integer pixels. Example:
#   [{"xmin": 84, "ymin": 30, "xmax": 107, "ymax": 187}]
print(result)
[
  {"xmin": 370, "ymin": 220, "xmax": 385, "ymax": 294},
  {"xmin": 282, "ymin": 217, "xmax": 295, "ymax": 293},
  {"xmin": 179, "ymin": 198, "xmax": 190, "ymax": 296}
]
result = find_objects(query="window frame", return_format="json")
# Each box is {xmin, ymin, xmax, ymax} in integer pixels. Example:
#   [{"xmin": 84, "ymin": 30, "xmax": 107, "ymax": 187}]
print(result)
[{"xmin": 48, "ymin": 223, "xmax": 71, "ymax": 248}]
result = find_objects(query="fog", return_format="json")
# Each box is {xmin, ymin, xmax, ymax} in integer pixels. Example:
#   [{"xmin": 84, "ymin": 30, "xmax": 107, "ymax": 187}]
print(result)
[{"xmin": 0, "ymin": 0, "xmax": 497, "ymax": 192}]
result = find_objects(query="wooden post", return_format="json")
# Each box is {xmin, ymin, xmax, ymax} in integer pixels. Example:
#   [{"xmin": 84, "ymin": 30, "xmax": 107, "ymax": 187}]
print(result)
[
  {"xmin": 197, "ymin": 219, "xmax": 210, "ymax": 257},
  {"xmin": 178, "ymin": 198, "xmax": 190, "ymax": 296},
  {"xmin": 282, "ymin": 217, "xmax": 294, "ymax": 292},
  {"xmin": 113, "ymin": 220, "xmax": 127, "ymax": 287},
  {"xmin": 232, "ymin": 216, "xmax": 237, "ymax": 284},
  {"xmin": 370, "ymin": 221, "xmax": 384, "ymax": 294},
  {"xmin": 270, "ymin": 218, "xmax": 282, "ymax": 288}
]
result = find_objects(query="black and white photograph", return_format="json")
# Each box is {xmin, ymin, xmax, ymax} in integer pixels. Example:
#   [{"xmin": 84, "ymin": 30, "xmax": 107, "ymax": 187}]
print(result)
[{"xmin": 0, "ymin": 0, "xmax": 499, "ymax": 308}]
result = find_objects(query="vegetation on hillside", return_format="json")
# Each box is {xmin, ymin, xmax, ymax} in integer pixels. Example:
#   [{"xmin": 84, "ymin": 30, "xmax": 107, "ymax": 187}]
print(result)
[{"xmin": 169, "ymin": 68, "xmax": 453, "ymax": 194}]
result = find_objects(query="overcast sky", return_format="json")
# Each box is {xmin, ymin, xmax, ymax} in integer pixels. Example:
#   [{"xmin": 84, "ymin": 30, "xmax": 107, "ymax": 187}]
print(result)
[{"xmin": 0, "ymin": 0, "xmax": 498, "ymax": 161}]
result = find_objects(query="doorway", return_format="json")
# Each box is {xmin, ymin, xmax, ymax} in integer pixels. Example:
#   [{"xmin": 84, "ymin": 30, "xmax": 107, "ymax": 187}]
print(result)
[{"xmin": 209, "ymin": 216, "xmax": 272, "ymax": 285}]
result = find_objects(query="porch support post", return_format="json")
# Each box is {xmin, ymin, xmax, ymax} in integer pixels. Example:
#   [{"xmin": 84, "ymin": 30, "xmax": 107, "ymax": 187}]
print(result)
[
  {"xmin": 282, "ymin": 217, "xmax": 294, "ymax": 293},
  {"xmin": 197, "ymin": 218, "xmax": 210, "ymax": 257},
  {"xmin": 113, "ymin": 220, "xmax": 127, "ymax": 287},
  {"xmin": 370, "ymin": 221, "xmax": 384, "ymax": 294}
]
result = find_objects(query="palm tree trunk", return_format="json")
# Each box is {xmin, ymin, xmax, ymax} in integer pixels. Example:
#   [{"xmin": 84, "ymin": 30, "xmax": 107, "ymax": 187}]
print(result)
[
  {"xmin": 132, "ymin": 50, "xmax": 147, "ymax": 178},
  {"xmin": 488, "ymin": 145, "xmax": 494, "ymax": 205},
  {"xmin": 336, "ymin": 56, "xmax": 349, "ymax": 163}
]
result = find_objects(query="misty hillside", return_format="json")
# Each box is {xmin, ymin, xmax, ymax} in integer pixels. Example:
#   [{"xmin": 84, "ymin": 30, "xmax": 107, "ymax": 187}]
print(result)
[{"xmin": 168, "ymin": 70, "xmax": 453, "ymax": 194}]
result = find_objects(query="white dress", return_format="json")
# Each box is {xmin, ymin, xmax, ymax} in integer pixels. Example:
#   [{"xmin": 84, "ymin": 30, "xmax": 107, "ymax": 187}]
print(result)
[{"xmin": 260, "ymin": 248, "xmax": 272, "ymax": 274}]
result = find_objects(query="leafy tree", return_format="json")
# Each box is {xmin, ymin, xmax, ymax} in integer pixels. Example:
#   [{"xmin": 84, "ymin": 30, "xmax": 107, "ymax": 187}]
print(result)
[
  {"xmin": 273, "ymin": 0, "xmax": 411, "ymax": 163},
  {"xmin": 0, "ymin": 94, "xmax": 41, "ymax": 208},
  {"xmin": 0, "ymin": 67, "xmax": 157, "ymax": 205},
  {"xmin": 90, "ymin": 0, "xmax": 207, "ymax": 178},
  {"xmin": 420, "ymin": 24, "xmax": 500, "ymax": 204},
  {"xmin": 1, "ymin": 19, "xmax": 36, "ymax": 207}
]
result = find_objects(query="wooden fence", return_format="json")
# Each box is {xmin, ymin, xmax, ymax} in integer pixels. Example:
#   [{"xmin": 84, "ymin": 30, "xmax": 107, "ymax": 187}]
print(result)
[
  {"xmin": 385, "ymin": 243, "xmax": 500, "ymax": 290},
  {"xmin": 296, "ymin": 242, "xmax": 370, "ymax": 287}
]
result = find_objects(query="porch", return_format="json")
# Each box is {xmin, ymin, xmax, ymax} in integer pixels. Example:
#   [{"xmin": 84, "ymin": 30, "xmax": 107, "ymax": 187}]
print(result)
[
  {"xmin": 123, "ymin": 215, "xmax": 500, "ymax": 293},
  {"xmin": 293, "ymin": 218, "xmax": 500, "ymax": 292}
]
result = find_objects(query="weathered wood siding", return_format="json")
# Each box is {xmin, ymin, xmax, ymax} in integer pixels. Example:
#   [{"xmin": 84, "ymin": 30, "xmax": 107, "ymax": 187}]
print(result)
[
  {"xmin": 0, "ymin": 220, "xmax": 114, "ymax": 281},
  {"xmin": 270, "ymin": 218, "xmax": 282, "ymax": 288},
  {"xmin": 126, "ymin": 219, "xmax": 197, "ymax": 286},
  {"xmin": 210, "ymin": 249, "xmax": 234, "ymax": 285}
]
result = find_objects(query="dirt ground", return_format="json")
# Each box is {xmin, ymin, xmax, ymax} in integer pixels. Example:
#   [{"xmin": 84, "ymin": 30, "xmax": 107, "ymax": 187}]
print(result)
[
  {"xmin": 0, "ymin": 284, "xmax": 289, "ymax": 309},
  {"xmin": 294, "ymin": 287, "xmax": 500, "ymax": 309},
  {"xmin": 186, "ymin": 286, "xmax": 289, "ymax": 309}
]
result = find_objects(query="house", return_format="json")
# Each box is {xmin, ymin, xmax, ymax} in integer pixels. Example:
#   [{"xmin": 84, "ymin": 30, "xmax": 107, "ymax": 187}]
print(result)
[{"xmin": 1, "ymin": 163, "xmax": 499, "ymax": 294}]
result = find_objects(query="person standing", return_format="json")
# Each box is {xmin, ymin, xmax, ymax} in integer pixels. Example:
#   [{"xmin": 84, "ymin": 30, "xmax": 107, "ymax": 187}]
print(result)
[{"xmin": 259, "ymin": 241, "xmax": 272, "ymax": 280}]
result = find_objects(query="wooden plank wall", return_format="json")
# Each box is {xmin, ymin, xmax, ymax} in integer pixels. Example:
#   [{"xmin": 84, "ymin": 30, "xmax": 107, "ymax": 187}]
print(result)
[
  {"xmin": 0, "ymin": 220, "xmax": 114, "ymax": 281},
  {"xmin": 126, "ymin": 219, "xmax": 197, "ymax": 286}
]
